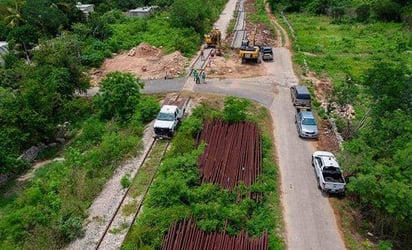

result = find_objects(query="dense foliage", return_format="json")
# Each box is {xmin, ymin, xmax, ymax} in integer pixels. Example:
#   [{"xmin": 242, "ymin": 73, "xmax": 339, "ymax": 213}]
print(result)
[
  {"xmin": 280, "ymin": 4, "xmax": 411, "ymax": 248},
  {"xmin": 341, "ymin": 62, "xmax": 412, "ymax": 247},
  {"xmin": 0, "ymin": 0, "xmax": 226, "ymax": 182},
  {"xmin": 267, "ymin": 0, "xmax": 412, "ymax": 26},
  {"xmin": 123, "ymin": 99, "xmax": 283, "ymax": 249},
  {"xmin": 0, "ymin": 72, "xmax": 160, "ymax": 249}
]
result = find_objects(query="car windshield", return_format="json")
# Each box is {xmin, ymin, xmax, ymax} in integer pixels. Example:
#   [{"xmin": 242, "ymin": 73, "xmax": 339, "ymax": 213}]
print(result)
[
  {"xmin": 157, "ymin": 112, "xmax": 175, "ymax": 121},
  {"xmin": 302, "ymin": 118, "xmax": 316, "ymax": 125}
]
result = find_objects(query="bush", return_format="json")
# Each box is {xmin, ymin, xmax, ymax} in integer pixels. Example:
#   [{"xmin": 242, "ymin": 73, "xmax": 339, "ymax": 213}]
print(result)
[
  {"xmin": 137, "ymin": 96, "xmax": 160, "ymax": 123},
  {"xmin": 121, "ymin": 174, "xmax": 132, "ymax": 188},
  {"xmin": 223, "ymin": 97, "xmax": 251, "ymax": 122},
  {"xmin": 356, "ymin": 4, "xmax": 371, "ymax": 23},
  {"xmin": 95, "ymin": 72, "xmax": 143, "ymax": 123},
  {"xmin": 58, "ymin": 215, "xmax": 84, "ymax": 242},
  {"xmin": 74, "ymin": 117, "xmax": 106, "ymax": 151},
  {"xmin": 373, "ymin": 0, "xmax": 401, "ymax": 22}
]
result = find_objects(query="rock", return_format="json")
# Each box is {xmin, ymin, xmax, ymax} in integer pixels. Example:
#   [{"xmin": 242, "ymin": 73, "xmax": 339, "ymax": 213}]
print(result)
[
  {"xmin": 56, "ymin": 138, "xmax": 65, "ymax": 144},
  {"xmin": 19, "ymin": 146, "xmax": 41, "ymax": 162}
]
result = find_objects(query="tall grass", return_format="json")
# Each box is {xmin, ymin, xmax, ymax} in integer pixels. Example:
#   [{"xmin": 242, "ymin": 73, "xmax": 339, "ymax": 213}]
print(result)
[{"xmin": 288, "ymin": 14, "xmax": 412, "ymax": 86}]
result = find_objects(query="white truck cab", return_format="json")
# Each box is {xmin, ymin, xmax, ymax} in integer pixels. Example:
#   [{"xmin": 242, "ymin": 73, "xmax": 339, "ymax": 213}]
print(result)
[{"xmin": 153, "ymin": 98, "xmax": 188, "ymax": 139}]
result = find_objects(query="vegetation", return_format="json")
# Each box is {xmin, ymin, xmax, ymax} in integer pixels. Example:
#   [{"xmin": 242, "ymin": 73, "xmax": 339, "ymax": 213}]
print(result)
[
  {"xmin": 123, "ymin": 98, "xmax": 284, "ymax": 249},
  {"xmin": 269, "ymin": 0, "xmax": 411, "ymax": 247},
  {"xmin": 0, "ymin": 0, "xmax": 231, "ymax": 249},
  {"xmin": 0, "ymin": 0, "xmax": 227, "ymax": 185},
  {"xmin": 0, "ymin": 72, "xmax": 159, "ymax": 249}
]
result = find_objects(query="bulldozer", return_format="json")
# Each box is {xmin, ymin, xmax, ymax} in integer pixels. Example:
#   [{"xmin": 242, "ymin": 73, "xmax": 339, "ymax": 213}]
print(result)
[
  {"xmin": 204, "ymin": 28, "xmax": 222, "ymax": 55},
  {"xmin": 239, "ymin": 27, "xmax": 260, "ymax": 64}
]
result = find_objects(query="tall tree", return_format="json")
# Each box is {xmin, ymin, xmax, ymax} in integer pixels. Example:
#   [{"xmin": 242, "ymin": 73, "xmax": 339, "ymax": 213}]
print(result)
[{"xmin": 95, "ymin": 71, "xmax": 144, "ymax": 123}]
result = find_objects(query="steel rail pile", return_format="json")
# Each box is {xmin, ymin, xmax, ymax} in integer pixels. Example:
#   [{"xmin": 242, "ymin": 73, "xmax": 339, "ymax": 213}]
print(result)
[
  {"xmin": 196, "ymin": 120, "xmax": 262, "ymax": 199},
  {"xmin": 162, "ymin": 218, "xmax": 268, "ymax": 250}
]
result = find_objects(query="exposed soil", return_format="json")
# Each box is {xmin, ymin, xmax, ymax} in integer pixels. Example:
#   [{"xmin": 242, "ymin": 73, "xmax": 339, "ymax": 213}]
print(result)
[
  {"xmin": 90, "ymin": 43, "xmax": 189, "ymax": 84},
  {"xmin": 205, "ymin": 50, "xmax": 267, "ymax": 78}
]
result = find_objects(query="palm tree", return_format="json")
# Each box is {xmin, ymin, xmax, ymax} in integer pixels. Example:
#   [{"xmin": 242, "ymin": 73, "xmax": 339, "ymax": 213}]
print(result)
[{"xmin": 1, "ymin": 0, "xmax": 26, "ymax": 27}]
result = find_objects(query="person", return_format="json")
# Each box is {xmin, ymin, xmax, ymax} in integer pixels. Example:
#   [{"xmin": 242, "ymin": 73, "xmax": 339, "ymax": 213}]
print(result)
[
  {"xmin": 192, "ymin": 69, "xmax": 198, "ymax": 81},
  {"xmin": 200, "ymin": 48, "xmax": 205, "ymax": 61},
  {"xmin": 195, "ymin": 73, "xmax": 200, "ymax": 84},
  {"xmin": 200, "ymin": 70, "xmax": 206, "ymax": 84}
]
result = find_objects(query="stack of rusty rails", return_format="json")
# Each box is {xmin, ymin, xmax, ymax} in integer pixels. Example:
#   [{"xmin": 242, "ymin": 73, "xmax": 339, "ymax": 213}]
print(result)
[
  {"xmin": 195, "ymin": 120, "xmax": 262, "ymax": 199},
  {"xmin": 162, "ymin": 218, "xmax": 268, "ymax": 250}
]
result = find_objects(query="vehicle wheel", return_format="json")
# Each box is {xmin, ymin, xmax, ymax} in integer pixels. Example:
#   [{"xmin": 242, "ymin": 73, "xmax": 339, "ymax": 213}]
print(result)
[{"xmin": 311, "ymin": 156, "xmax": 314, "ymax": 167}]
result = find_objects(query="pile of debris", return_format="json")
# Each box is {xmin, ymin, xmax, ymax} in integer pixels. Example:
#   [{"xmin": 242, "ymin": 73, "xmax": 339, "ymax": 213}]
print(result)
[{"xmin": 91, "ymin": 43, "xmax": 189, "ymax": 84}]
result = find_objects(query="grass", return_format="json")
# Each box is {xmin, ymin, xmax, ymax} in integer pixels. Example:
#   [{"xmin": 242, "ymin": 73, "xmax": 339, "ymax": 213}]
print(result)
[
  {"xmin": 128, "ymin": 140, "xmax": 169, "ymax": 199},
  {"xmin": 286, "ymin": 14, "xmax": 411, "ymax": 87}
]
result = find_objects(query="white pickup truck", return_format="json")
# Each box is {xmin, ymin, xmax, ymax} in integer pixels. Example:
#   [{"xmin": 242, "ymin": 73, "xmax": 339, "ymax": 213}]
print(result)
[
  {"xmin": 312, "ymin": 151, "xmax": 346, "ymax": 195},
  {"xmin": 153, "ymin": 97, "xmax": 188, "ymax": 139}
]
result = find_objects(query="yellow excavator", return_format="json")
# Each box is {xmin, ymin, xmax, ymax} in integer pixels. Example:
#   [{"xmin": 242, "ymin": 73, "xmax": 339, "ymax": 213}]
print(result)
[
  {"xmin": 204, "ymin": 28, "xmax": 222, "ymax": 55},
  {"xmin": 239, "ymin": 26, "xmax": 260, "ymax": 63}
]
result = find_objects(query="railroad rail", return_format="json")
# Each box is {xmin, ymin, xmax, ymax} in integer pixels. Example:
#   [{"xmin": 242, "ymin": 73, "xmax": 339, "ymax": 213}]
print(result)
[
  {"xmin": 95, "ymin": 94, "xmax": 188, "ymax": 249},
  {"xmin": 195, "ymin": 120, "xmax": 262, "ymax": 200},
  {"xmin": 95, "ymin": 138, "xmax": 171, "ymax": 249},
  {"xmin": 162, "ymin": 218, "xmax": 268, "ymax": 250}
]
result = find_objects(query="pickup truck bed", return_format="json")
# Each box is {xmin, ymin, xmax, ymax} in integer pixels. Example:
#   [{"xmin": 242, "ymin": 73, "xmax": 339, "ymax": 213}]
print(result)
[
  {"xmin": 312, "ymin": 151, "xmax": 346, "ymax": 195},
  {"xmin": 162, "ymin": 97, "xmax": 189, "ymax": 111}
]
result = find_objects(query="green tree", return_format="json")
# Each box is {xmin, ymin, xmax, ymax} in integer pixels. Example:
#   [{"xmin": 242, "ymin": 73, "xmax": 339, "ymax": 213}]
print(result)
[
  {"xmin": 373, "ymin": 0, "xmax": 402, "ymax": 22},
  {"xmin": 7, "ymin": 23, "xmax": 39, "ymax": 59},
  {"xmin": 32, "ymin": 34, "xmax": 90, "ymax": 96},
  {"xmin": 363, "ymin": 61, "xmax": 411, "ymax": 115},
  {"xmin": 95, "ymin": 71, "xmax": 144, "ymax": 123},
  {"xmin": 169, "ymin": 0, "xmax": 207, "ymax": 33},
  {"xmin": 21, "ymin": 0, "xmax": 68, "ymax": 37}
]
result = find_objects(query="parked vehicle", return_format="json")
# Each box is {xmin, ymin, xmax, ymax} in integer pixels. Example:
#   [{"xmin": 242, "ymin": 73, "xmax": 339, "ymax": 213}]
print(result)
[
  {"xmin": 312, "ymin": 151, "xmax": 346, "ymax": 195},
  {"xmin": 153, "ymin": 98, "xmax": 188, "ymax": 139},
  {"xmin": 290, "ymin": 85, "xmax": 311, "ymax": 108},
  {"xmin": 295, "ymin": 110, "xmax": 318, "ymax": 138},
  {"xmin": 261, "ymin": 46, "xmax": 273, "ymax": 61}
]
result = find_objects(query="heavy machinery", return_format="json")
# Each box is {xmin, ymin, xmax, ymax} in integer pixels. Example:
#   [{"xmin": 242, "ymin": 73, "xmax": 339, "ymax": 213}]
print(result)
[
  {"xmin": 204, "ymin": 28, "xmax": 222, "ymax": 55},
  {"xmin": 239, "ymin": 27, "xmax": 260, "ymax": 64}
]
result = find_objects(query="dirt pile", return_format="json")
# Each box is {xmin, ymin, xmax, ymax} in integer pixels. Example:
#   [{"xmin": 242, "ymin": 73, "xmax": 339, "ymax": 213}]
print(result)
[
  {"xmin": 205, "ymin": 50, "xmax": 267, "ymax": 79},
  {"xmin": 91, "ymin": 43, "xmax": 189, "ymax": 85}
]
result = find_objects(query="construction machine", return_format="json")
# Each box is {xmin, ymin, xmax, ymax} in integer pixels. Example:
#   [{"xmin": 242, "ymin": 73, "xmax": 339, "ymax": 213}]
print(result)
[
  {"xmin": 204, "ymin": 28, "xmax": 222, "ymax": 55},
  {"xmin": 239, "ymin": 27, "xmax": 260, "ymax": 63}
]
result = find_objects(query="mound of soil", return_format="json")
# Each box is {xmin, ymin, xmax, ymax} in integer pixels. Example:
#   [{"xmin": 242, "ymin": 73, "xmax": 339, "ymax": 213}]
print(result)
[{"xmin": 90, "ymin": 43, "xmax": 189, "ymax": 85}]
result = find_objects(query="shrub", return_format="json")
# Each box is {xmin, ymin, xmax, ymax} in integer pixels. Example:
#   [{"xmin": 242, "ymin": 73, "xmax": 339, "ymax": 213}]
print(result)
[
  {"xmin": 137, "ymin": 96, "xmax": 160, "ymax": 123},
  {"xmin": 58, "ymin": 215, "xmax": 84, "ymax": 242},
  {"xmin": 121, "ymin": 173, "xmax": 132, "ymax": 188},
  {"xmin": 373, "ymin": 0, "xmax": 401, "ymax": 22},
  {"xmin": 223, "ymin": 97, "xmax": 251, "ymax": 122},
  {"xmin": 356, "ymin": 4, "xmax": 371, "ymax": 23},
  {"xmin": 95, "ymin": 72, "xmax": 143, "ymax": 123}
]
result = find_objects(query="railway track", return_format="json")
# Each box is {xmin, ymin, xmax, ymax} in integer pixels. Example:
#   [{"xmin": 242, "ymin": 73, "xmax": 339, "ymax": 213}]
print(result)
[
  {"xmin": 95, "ymin": 138, "xmax": 171, "ymax": 249},
  {"xmin": 94, "ymin": 93, "xmax": 188, "ymax": 249}
]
